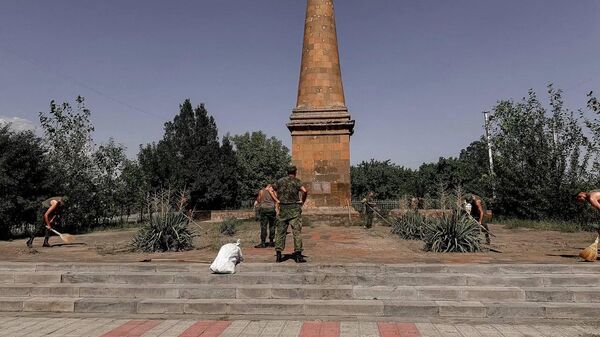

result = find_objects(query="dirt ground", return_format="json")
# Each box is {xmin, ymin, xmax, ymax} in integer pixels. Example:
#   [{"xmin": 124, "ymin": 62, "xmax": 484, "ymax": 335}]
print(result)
[{"xmin": 1, "ymin": 220, "xmax": 598, "ymax": 264}]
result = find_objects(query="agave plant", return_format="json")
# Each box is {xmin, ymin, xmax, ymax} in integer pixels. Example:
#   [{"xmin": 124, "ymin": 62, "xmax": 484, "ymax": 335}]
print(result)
[
  {"xmin": 423, "ymin": 213, "xmax": 482, "ymax": 253},
  {"xmin": 132, "ymin": 212, "xmax": 196, "ymax": 252},
  {"xmin": 131, "ymin": 189, "xmax": 197, "ymax": 252},
  {"xmin": 391, "ymin": 211, "xmax": 425, "ymax": 240}
]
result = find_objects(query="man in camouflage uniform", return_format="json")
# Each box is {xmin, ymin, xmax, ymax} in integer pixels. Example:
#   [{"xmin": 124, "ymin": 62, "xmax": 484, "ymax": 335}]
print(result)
[
  {"xmin": 361, "ymin": 191, "xmax": 376, "ymax": 229},
  {"xmin": 273, "ymin": 166, "xmax": 308, "ymax": 263},
  {"xmin": 254, "ymin": 183, "xmax": 279, "ymax": 248}
]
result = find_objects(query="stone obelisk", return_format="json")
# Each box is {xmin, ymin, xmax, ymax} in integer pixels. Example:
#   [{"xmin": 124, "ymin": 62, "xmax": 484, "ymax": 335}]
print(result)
[{"xmin": 287, "ymin": 0, "xmax": 355, "ymax": 208}]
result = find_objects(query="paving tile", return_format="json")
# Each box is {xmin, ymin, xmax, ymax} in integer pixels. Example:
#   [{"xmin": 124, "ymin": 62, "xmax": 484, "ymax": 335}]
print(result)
[
  {"xmin": 340, "ymin": 322, "xmax": 359, "ymax": 337},
  {"xmin": 260, "ymin": 321, "xmax": 286, "ymax": 337},
  {"xmin": 491, "ymin": 324, "xmax": 525, "ymax": 337},
  {"xmin": 414, "ymin": 323, "xmax": 439, "ymax": 337},
  {"xmin": 8, "ymin": 317, "xmax": 56, "ymax": 337},
  {"xmin": 139, "ymin": 320, "xmax": 180, "ymax": 337},
  {"xmin": 64, "ymin": 318, "xmax": 114, "ymax": 337},
  {"xmin": 299, "ymin": 321, "xmax": 340, "ymax": 337},
  {"xmin": 533, "ymin": 324, "xmax": 568, "ymax": 337},
  {"xmin": 0, "ymin": 317, "xmax": 50, "ymax": 336},
  {"xmin": 454, "ymin": 324, "xmax": 483, "ymax": 337},
  {"xmin": 557, "ymin": 326, "xmax": 592, "ymax": 336},
  {"xmin": 0, "ymin": 316, "xmax": 24, "ymax": 329},
  {"xmin": 241, "ymin": 321, "xmax": 268, "ymax": 337},
  {"xmin": 279, "ymin": 321, "xmax": 303, "ymax": 337},
  {"xmin": 434, "ymin": 324, "xmax": 463, "ymax": 337},
  {"xmin": 218, "ymin": 320, "xmax": 251, "ymax": 337},
  {"xmin": 573, "ymin": 325, "xmax": 600, "ymax": 335},
  {"xmin": 511, "ymin": 325, "xmax": 545, "ymax": 337},
  {"xmin": 153, "ymin": 320, "xmax": 195, "ymax": 337},
  {"xmin": 473, "ymin": 324, "xmax": 504, "ymax": 337},
  {"xmin": 32, "ymin": 318, "xmax": 82, "ymax": 337}
]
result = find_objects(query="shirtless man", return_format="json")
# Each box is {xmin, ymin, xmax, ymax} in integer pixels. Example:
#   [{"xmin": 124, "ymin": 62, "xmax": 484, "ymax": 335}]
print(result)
[
  {"xmin": 468, "ymin": 194, "xmax": 491, "ymax": 245},
  {"xmin": 26, "ymin": 196, "xmax": 66, "ymax": 248},
  {"xmin": 576, "ymin": 191, "xmax": 600, "ymax": 237}
]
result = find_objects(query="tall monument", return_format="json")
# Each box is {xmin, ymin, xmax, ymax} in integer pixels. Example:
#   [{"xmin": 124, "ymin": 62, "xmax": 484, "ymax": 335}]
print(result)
[{"xmin": 287, "ymin": 0, "xmax": 355, "ymax": 208}]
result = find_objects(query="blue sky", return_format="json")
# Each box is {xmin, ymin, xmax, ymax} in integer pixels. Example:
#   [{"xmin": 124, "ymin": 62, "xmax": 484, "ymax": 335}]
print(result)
[{"xmin": 0, "ymin": 0, "xmax": 598, "ymax": 168}]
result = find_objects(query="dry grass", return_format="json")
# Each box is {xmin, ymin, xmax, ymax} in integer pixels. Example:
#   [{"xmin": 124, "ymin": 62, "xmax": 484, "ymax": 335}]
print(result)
[{"xmin": 197, "ymin": 219, "xmax": 261, "ymax": 252}]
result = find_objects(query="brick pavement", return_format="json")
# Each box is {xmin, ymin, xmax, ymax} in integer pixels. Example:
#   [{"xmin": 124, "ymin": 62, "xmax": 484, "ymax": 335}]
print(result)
[{"xmin": 0, "ymin": 317, "xmax": 597, "ymax": 337}]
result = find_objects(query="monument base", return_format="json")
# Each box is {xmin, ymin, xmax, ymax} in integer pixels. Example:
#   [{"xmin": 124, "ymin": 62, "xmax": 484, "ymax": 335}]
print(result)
[
  {"xmin": 302, "ymin": 206, "xmax": 361, "ymax": 226},
  {"xmin": 210, "ymin": 207, "xmax": 362, "ymax": 226}
]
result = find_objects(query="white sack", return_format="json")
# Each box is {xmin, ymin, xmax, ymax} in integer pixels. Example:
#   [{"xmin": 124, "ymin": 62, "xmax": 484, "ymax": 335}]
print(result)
[{"xmin": 209, "ymin": 239, "xmax": 244, "ymax": 274}]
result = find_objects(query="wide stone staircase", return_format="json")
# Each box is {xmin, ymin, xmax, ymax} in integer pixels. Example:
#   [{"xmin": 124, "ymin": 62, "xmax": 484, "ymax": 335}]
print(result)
[{"xmin": 1, "ymin": 262, "xmax": 600, "ymax": 322}]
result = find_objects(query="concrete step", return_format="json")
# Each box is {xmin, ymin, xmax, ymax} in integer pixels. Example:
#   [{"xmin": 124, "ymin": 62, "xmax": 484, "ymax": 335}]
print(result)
[
  {"xmin": 0, "ymin": 262, "xmax": 599, "ymax": 275},
  {"xmin": 3, "ymin": 271, "xmax": 600, "ymax": 288},
  {"xmin": 2, "ymin": 284, "xmax": 600, "ymax": 303},
  {"xmin": 2, "ymin": 297, "xmax": 600, "ymax": 320}
]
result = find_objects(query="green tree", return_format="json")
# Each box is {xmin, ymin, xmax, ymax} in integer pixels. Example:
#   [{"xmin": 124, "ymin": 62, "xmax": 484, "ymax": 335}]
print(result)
[
  {"xmin": 489, "ymin": 86, "xmax": 590, "ymax": 219},
  {"xmin": 138, "ymin": 99, "xmax": 240, "ymax": 210},
  {"xmin": 351, "ymin": 159, "xmax": 417, "ymax": 200},
  {"xmin": 229, "ymin": 131, "xmax": 291, "ymax": 202},
  {"xmin": 39, "ymin": 96, "xmax": 98, "ymax": 231},
  {"xmin": 93, "ymin": 138, "xmax": 127, "ymax": 223},
  {"xmin": 0, "ymin": 125, "xmax": 52, "ymax": 239},
  {"xmin": 119, "ymin": 159, "xmax": 147, "ymax": 222}
]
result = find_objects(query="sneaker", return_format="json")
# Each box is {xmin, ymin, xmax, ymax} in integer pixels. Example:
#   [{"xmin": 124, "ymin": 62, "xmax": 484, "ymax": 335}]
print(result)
[
  {"xmin": 254, "ymin": 243, "xmax": 267, "ymax": 248},
  {"xmin": 276, "ymin": 251, "xmax": 283, "ymax": 263},
  {"xmin": 268, "ymin": 241, "xmax": 275, "ymax": 247}
]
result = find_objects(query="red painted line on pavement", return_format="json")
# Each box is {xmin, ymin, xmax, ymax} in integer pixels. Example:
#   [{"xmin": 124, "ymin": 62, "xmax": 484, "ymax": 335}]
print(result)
[
  {"xmin": 378, "ymin": 323, "xmax": 421, "ymax": 337},
  {"xmin": 199, "ymin": 321, "xmax": 231, "ymax": 337},
  {"xmin": 128, "ymin": 320, "xmax": 161, "ymax": 336},
  {"xmin": 300, "ymin": 321, "xmax": 340, "ymax": 337},
  {"xmin": 102, "ymin": 320, "xmax": 159, "ymax": 337},
  {"xmin": 179, "ymin": 321, "xmax": 231, "ymax": 337},
  {"xmin": 378, "ymin": 323, "xmax": 401, "ymax": 337}
]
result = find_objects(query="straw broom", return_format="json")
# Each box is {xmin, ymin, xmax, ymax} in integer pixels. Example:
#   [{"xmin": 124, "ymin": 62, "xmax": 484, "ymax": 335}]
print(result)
[
  {"xmin": 48, "ymin": 228, "xmax": 76, "ymax": 244},
  {"xmin": 579, "ymin": 236, "xmax": 599, "ymax": 262}
]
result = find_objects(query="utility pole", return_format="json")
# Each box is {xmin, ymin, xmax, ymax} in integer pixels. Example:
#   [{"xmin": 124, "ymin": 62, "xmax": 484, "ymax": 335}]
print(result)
[
  {"xmin": 483, "ymin": 111, "xmax": 496, "ymax": 201},
  {"xmin": 482, "ymin": 111, "xmax": 494, "ymax": 175}
]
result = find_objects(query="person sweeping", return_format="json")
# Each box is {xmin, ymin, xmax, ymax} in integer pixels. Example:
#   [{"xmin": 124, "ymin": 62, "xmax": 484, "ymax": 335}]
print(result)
[
  {"xmin": 361, "ymin": 191, "xmax": 376, "ymax": 229},
  {"xmin": 27, "ymin": 196, "xmax": 67, "ymax": 248},
  {"xmin": 576, "ymin": 191, "xmax": 600, "ymax": 261},
  {"xmin": 467, "ymin": 194, "xmax": 492, "ymax": 245}
]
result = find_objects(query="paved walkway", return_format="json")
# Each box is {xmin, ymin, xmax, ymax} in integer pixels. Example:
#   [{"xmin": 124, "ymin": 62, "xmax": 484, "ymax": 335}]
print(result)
[{"xmin": 0, "ymin": 317, "xmax": 597, "ymax": 337}]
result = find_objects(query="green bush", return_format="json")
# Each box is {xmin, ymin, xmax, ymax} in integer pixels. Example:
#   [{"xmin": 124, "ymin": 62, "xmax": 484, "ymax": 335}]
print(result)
[
  {"xmin": 132, "ymin": 212, "xmax": 195, "ymax": 252},
  {"xmin": 423, "ymin": 213, "xmax": 482, "ymax": 253},
  {"xmin": 220, "ymin": 218, "xmax": 242, "ymax": 236},
  {"xmin": 391, "ymin": 211, "xmax": 425, "ymax": 240}
]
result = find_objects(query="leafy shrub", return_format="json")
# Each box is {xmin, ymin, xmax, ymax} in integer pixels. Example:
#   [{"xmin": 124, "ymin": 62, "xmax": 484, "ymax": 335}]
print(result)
[
  {"xmin": 423, "ymin": 213, "xmax": 482, "ymax": 253},
  {"xmin": 132, "ymin": 212, "xmax": 195, "ymax": 252},
  {"xmin": 220, "ymin": 218, "xmax": 242, "ymax": 236},
  {"xmin": 391, "ymin": 211, "xmax": 425, "ymax": 240}
]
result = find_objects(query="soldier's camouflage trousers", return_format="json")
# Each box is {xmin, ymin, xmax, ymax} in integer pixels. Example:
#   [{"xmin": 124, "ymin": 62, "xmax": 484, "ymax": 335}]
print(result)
[
  {"xmin": 275, "ymin": 204, "xmax": 303, "ymax": 253},
  {"xmin": 259, "ymin": 207, "xmax": 277, "ymax": 243}
]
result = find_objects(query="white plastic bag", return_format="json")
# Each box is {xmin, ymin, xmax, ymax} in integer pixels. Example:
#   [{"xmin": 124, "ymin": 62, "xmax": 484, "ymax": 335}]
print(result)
[{"xmin": 209, "ymin": 239, "xmax": 244, "ymax": 274}]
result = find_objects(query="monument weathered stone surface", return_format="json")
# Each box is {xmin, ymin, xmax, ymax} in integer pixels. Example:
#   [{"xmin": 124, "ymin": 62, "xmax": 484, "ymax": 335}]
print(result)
[{"xmin": 287, "ymin": 0, "xmax": 355, "ymax": 209}]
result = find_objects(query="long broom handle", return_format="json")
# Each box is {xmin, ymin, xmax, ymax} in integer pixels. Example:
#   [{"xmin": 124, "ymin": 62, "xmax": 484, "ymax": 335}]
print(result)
[
  {"xmin": 48, "ymin": 228, "xmax": 63, "ymax": 236},
  {"xmin": 365, "ymin": 203, "xmax": 395, "ymax": 226},
  {"xmin": 465, "ymin": 212, "xmax": 496, "ymax": 237},
  {"xmin": 367, "ymin": 202, "xmax": 496, "ymax": 237}
]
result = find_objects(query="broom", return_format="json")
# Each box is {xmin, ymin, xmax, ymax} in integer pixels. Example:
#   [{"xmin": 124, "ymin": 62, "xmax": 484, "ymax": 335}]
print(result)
[
  {"xmin": 579, "ymin": 236, "xmax": 599, "ymax": 262},
  {"xmin": 48, "ymin": 228, "xmax": 76, "ymax": 244}
]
